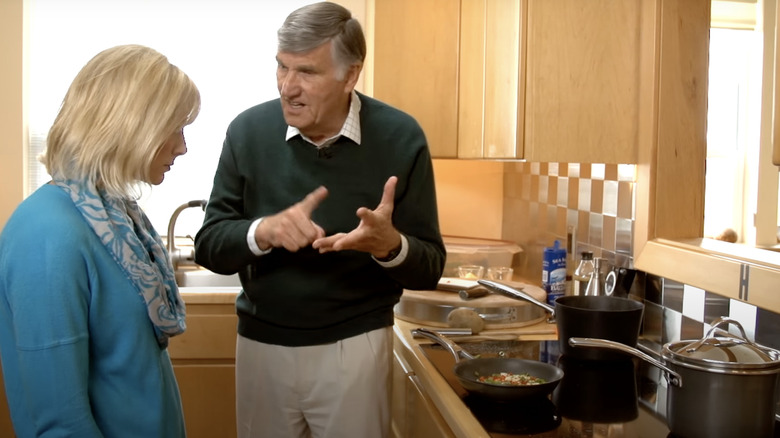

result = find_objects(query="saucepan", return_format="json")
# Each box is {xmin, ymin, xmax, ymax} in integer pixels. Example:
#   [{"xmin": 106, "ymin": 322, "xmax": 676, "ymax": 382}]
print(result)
[
  {"xmin": 478, "ymin": 279, "xmax": 644, "ymax": 360},
  {"xmin": 412, "ymin": 327, "xmax": 563, "ymax": 402},
  {"xmin": 569, "ymin": 317, "xmax": 780, "ymax": 438}
]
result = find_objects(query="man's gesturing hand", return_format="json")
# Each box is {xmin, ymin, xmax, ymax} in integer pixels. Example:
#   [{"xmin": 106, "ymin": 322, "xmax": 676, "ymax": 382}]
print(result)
[
  {"xmin": 312, "ymin": 176, "xmax": 401, "ymax": 258},
  {"xmin": 255, "ymin": 186, "xmax": 328, "ymax": 252}
]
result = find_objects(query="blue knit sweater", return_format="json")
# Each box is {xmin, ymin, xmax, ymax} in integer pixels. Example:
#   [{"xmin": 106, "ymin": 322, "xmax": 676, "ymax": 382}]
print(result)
[
  {"xmin": 195, "ymin": 93, "xmax": 446, "ymax": 346},
  {"xmin": 0, "ymin": 184, "xmax": 185, "ymax": 438}
]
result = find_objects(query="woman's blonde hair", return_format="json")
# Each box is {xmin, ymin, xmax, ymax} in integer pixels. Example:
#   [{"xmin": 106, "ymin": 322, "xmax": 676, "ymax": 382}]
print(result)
[{"xmin": 42, "ymin": 44, "xmax": 201, "ymax": 199}]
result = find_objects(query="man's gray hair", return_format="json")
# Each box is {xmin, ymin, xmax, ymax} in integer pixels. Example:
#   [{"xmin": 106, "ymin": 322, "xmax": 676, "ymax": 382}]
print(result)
[{"xmin": 278, "ymin": 2, "xmax": 366, "ymax": 77}]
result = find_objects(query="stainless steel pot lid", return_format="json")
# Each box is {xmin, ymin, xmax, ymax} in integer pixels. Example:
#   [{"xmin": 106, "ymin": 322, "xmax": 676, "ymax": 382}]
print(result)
[
  {"xmin": 663, "ymin": 317, "xmax": 780, "ymax": 374},
  {"xmin": 394, "ymin": 282, "xmax": 549, "ymax": 329}
]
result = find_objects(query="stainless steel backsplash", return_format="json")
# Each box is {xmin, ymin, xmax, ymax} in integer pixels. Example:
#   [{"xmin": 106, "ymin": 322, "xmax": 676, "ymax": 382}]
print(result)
[{"xmin": 502, "ymin": 161, "xmax": 780, "ymax": 350}]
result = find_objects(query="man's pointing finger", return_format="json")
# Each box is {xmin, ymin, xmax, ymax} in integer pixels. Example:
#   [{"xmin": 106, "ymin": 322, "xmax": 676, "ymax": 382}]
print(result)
[{"xmin": 298, "ymin": 186, "xmax": 329, "ymax": 216}]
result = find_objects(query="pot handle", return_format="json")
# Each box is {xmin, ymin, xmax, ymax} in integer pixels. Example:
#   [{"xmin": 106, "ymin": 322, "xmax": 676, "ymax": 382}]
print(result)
[
  {"xmin": 569, "ymin": 337, "xmax": 683, "ymax": 387},
  {"xmin": 411, "ymin": 327, "xmax": 477, "ymax": 362},
  {"xmin": 682, "ymin": 316, "xmax": 760, "ymax": 354},
  {"xmin": 478, "ymin": 279, "xmax": 556, "ymax": 322}
]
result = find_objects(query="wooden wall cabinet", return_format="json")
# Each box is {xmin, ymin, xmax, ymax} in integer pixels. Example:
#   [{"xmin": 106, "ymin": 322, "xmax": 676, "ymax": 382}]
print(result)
[
  {"xmin": 458, "ymin": 0, "xmax": 525, "ymax": 159},
  {"xmin": 167, "ymin": 296, "xmax": 238, "ymax": 438},
  {"xmin": 523, "ymin": 0, "xmax": 648, "ymax": 164},
  {"xmin": 372, "ymin": 0, "xmax": 460, "ymax": 158},
  {"xmin": 373, "ymin": 0, "xmax": 523, "ymax": 160},
  {"xmin": 372, "ymin": 0, "xmax": 649, "ymax": 163}
]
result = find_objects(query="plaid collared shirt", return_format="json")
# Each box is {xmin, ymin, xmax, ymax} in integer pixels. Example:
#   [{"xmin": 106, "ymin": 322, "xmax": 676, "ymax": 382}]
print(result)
[{"xmin": 285, "ymin": 90, "xmax": 362, "ymax": 148}]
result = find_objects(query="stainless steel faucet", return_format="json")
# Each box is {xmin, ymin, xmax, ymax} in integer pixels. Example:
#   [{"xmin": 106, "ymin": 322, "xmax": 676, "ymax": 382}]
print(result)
[{"xmin": 167, "ymin": 200, "xmax": 207, "ymax": 270}]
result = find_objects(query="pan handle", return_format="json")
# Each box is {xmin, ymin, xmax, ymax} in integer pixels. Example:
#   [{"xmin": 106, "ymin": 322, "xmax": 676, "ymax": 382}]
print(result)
[
  {"xmin": 478, "ymin": 279, "xmax": 556, "ymax": 322},
  {"xmin": 411, "ymin": 327, "xmax": 476, "ymax": 362},
  {"xmin": 569, "ymin": 337, "xmax": 682, "ymax": 387}
]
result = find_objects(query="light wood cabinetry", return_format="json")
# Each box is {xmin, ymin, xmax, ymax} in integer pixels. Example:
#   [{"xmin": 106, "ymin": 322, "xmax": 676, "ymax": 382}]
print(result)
[
  {"xmin": 372, "ymin": 0, "xmax": 651, "ymax": 163},
  {"xmin": 168, "ymin": 294, "xmax": 238, "ymax": 438},
  {"xmin": 458, "ymin": 0, "xmax": 525, "ymax": 159},
  {"xmin": 391, "ymin": 338, "xmax": 455, "ymax": 438},
  {"xmin": 523, "ymin": 0, "xmax": 649, "ymax": 164},
  {"xmin": 372, "ymin": 0, "xmax": 460, "ymax": 158},
  {"xmin": 373, "ymin": 0, "xmax": 524, "ymax": 160}
]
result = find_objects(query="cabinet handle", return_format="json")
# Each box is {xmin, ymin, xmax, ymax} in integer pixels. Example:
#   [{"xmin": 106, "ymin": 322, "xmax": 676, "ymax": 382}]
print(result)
[{"xmin": 393, "ymin": 350, "xmax": 415, "ymax": 378}]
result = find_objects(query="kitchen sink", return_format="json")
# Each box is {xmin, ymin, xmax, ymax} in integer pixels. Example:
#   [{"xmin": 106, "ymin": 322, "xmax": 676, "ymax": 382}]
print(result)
[{"xmin": 175, "ymin": 266, "xmax": 241, "ymax": 288}]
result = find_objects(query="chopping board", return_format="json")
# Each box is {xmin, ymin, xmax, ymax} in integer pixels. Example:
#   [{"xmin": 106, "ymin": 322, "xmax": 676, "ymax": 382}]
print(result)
[
  {"xmin": 402, "ymin": 280, "xmax": 546, "ymax": 308},
  {"xmin": 395, "ymin": 280, "xmax": 550, "ymax": 329}
]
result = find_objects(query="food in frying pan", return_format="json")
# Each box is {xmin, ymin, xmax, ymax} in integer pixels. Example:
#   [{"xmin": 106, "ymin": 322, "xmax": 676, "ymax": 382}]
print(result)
[{"xmin": 477, "ymin": 372, "xmax": 547, "ymax": 386}]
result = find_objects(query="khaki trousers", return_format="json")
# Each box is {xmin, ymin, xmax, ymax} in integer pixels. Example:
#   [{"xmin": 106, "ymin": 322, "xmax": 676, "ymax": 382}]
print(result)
[{"xmin": 235, "ymin": 327, "xmax": 392, "ymax": 438}]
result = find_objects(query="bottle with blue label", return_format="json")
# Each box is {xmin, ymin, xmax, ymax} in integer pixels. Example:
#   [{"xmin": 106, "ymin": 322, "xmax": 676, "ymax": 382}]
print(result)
[{"xmin": 542, "ymin": 240, "xmax": 567, "ymax": 306}]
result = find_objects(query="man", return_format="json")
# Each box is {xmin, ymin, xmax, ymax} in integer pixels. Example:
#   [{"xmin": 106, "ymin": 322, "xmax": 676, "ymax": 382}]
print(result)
[{"xmin": 194, "ymin": 2, "xmax": 445, "ymax": 438}]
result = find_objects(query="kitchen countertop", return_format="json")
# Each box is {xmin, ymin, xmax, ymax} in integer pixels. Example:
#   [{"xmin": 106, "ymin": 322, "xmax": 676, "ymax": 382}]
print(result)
[{"xmin": 179, "ymin": 287, "xmax": 240, "ymax": 304}]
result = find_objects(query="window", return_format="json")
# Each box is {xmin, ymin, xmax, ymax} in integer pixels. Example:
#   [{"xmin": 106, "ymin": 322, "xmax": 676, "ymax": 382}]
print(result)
[
  {"xmin": 705, "ymin": 0, "xmax": 780, "ymax": 250},
  {"xmin": 28, "ymin": 0, "xmax": 318, "ymax": 236},
  {"xmin": 705, "ymin": 27, "xmax": 762, "ymax": 242}
]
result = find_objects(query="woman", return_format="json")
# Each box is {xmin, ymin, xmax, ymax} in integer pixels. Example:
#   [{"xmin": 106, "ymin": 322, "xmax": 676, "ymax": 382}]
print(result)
[{"xmin": 0, "ymin": 44, "xmax": 200, "ymax": 437}]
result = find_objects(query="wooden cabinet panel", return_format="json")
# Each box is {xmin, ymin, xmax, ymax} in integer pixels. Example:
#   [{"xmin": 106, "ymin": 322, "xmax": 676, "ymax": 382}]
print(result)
[
  {"xmin": 373, "ymin": 0, "xmax": 460, "ymax": 158},
  {"xmin": 174, "ymin": 364, "xmax": 236, "ymax": 438},
  {"xmin": 391, "ymin": 349, "xmax": 454, "ymax": 438},
  {"xmin": 459, "ymin": 0, "xmax": 526, "ymax": 159},
  {"xmin": 169, "ymin": 298, "xmax": 237, "ymax": 438},
  {"xmin": 372, "ymin": 0, "xmax": 649, "ymax": 163},
  {"xmin": 168, "ymin": 313, "xmax": 237, "ymax": 360},
  {"xmin": 390, "ymin": 350, "xmax": 409, "ymax": 437},
  {"xmin": 483, "ymin": 0, "xmax": 524, "ymax": 158},
  {"xmin": 457, "ymin": 0, "xmax": 487, "ymax": 158},
  {"xmin": 524, "ymin": 0, "xmax": 645, "ymax": 163},
  {"xmin": 403, "ymin": 374, "xmax": 455, "ymax": 438}
]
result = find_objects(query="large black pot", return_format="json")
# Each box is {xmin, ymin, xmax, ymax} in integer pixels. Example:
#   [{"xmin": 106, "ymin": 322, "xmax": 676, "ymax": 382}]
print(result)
[
  {"xmin": 553, "ymin": 355, "xmax": 638, "ymax": 423},
  {"xmin": 412, "ymin": 328, "xmax": 564, "ymax": 402},
  {"xmin": 569, "ymin": 317, "xmax": 780, "ymax": 438},
  {"xmin": 479, "ymin": 279, "xmax": 644, "ymax": 360}
]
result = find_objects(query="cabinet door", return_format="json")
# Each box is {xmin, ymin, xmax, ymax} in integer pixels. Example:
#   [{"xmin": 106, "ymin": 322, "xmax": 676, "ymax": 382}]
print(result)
[
  {"xmin": 168, "ymin": 303, "xmax": 238, "ymax": 438},
  {"xmin": 524, "ymin": 0, "xmax": 648, "ymax": 163},
  {"xmin": 373, "ymin": 0, "xmax": 460, "ymax": 158},
  {"xmin": 390, "ymin": 350, "xmax": 409, "ymax": 437},
  {"xmin": 173, "ymin": 364, "xmax": 236, "ymax": 438},
  {"xmin": 459, "ymin": 0, "xmax": 526, "ymax": 159},
  {"xmin": 391, "ymin": 349, "xmax": 454, "ymax": 438}
]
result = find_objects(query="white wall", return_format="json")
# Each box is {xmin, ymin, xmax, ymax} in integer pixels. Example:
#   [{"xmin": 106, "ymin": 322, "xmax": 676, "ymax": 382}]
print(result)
[{"xmin": 23, "ymin": 0, "xmax": 369, "ymax": 237}]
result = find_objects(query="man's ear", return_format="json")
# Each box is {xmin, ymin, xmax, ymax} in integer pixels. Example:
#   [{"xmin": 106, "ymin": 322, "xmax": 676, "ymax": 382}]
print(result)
[{"xmin": 343, "ymin": 62, "xmax": 363, "ymax": 92}]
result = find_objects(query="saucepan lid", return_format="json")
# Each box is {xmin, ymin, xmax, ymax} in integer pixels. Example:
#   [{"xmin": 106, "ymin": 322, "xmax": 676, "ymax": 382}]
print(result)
[{"xmin": 662, "ymin": 317, "xmax": 780, "ymax": 374}]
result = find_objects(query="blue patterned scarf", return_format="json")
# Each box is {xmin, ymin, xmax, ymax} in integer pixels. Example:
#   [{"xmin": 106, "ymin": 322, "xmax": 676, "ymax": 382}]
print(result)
[{"xmin": 54, "ymin": 178, "xmax": 186, "ymax": 347}]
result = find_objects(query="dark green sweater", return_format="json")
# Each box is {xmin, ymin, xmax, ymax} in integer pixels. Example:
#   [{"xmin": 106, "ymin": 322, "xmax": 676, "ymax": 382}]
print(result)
[{"xmin": 194, "ymin": 93, "xmax": 445, "ymax": 346}]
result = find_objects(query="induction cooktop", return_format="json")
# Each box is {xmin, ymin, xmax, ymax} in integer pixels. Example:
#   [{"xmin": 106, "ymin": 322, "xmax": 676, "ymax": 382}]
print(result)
[{"xmin": 419, "ymin": 339, "xmax": 671, "ymax": 438}]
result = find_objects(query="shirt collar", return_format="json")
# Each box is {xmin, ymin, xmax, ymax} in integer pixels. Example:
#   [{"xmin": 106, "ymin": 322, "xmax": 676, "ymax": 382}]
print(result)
[{"xmin": 285, "ymin": 90, "xmax": 362, "ymax": 147}]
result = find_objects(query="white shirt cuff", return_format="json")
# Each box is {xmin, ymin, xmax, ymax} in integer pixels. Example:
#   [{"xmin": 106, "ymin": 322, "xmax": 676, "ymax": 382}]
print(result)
[
  {"xmin": 248, "ymin": 217, "xmax": 273, "ymax": 256},
  {"xmin": 374, "ymin": 234, "xmax": 408, "ymax": 267}
]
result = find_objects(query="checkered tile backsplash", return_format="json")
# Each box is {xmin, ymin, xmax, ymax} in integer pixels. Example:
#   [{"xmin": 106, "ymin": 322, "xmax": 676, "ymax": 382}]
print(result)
[
  {"xmin": 502, "ymin": 161, "xmax": 780, "ymax": 349},
  {"xmin": 503, "ymin": 162, "xmax": 636, "ymax": 282}
]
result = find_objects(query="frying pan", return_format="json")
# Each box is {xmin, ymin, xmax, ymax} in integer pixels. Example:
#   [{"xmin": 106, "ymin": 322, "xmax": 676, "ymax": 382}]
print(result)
[
  {"xmin": 478, "ymin": 279, "xmax": 644, "ymax": 360},
  {"xmin": 412, "ymin": 327, "xmax": 563, "ymax": 401}
]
